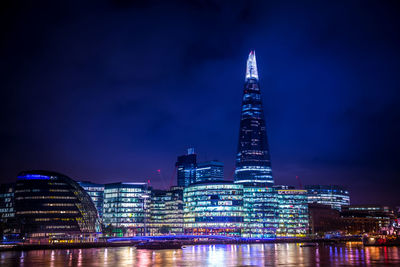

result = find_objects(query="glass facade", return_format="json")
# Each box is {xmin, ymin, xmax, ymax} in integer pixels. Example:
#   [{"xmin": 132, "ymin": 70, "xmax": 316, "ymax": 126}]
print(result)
[
  {"xmin": 305, "ymin": 185, "xmax": 350, "ymax": 211},
  {"xmin": 276, "ymin": 189, "xmax": 309, "ymax": 237},
  {"xmin": 164, "ymin": 186, "xmax": 184, "ymax": 235},
  {"xmin": 241, "ymin": 186, "xmax": 278, "ymax": 238},
  {"xmin": 149, "ymin": 186, "xmax": 184, "ymax": 235},
  {"xmin": 176, "ymin": 149, "xmax": 197, "ymax": 187},
  {"xmin": 0, "ymin": 183, "xmax": 15, "ymax": 222},
  {"xmin": 103, "ymin": 182, "xmax": 150, "ymax": 236},
  {"xmin": 78, "ymin": 181, "xmax": 105, "ymax": 219},
  {"xmin": 195, "ymin": 160, "xmax": 224, "ymax": 183},
  {"xmin": 235, "ymin": 51, "xmax": 273, "ymax": 186},
  {"xmin": 183, "ymin": 181, "xmax": 244, "ymax": 236},
  {"xmin": 14, "ymin": 170, "xmax": 101, "ymax": 239}
]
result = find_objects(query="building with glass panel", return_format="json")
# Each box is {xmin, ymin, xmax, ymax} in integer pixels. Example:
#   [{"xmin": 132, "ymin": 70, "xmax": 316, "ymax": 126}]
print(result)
[
  {"xmin": 164, "ymin": 186, "xmax": 184, "ymax": 235},
  {"xmin": 276, "ymin": 189, "xmax": 309, "ymax": 237},
  {"xmin": 148, "ymin": 186, "xmax": 184, "ymax": 235},
  {"xmin": 305, "ymin": 185, "xmax": 350, "ymax": 211},
  {"xmin": 195, "ymin": 160, "xmax": 224, "ymax": 183},
  {"xmin": 176, "ymin": 148, "xmax": 197, "ymax": 187},
  {"xmin": 14, "ymin": 170, "xmax": 101, "ymax": 239},
  {"xmin": 234, "ymin": 51, "xmax": 273, "ymax": 186},
  {"xmin": 78, "ymin": 181, "xmax": 105, "ymax": 219},
  {"xmin": 183, "ymin": 181, "xmax": 244, "ymax": 236},
  {"xmin": 103, "ymin": 182, "xmax": 150, "ymax": 236},
  {"xmin": 241, "ymin": 185, "xmax": 278, "ymax": 238},
  {"xmin": 0, "ymin": 183, "xmax": 15, "ymax": 223},
  {"xmin": 149, "ymin": 189, "xmax": 168, "ymax": 235}
]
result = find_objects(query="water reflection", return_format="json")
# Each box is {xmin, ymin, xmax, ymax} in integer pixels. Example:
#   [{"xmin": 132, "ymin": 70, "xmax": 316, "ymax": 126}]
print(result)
[{"xmin": 1, "ymin": 243, "xmax": 400, "ymax": 266}]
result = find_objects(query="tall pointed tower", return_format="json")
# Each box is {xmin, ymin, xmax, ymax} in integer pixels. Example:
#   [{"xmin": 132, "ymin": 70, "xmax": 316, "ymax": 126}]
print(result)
[{"xmin": 234, "ymin": 51, "xmax": 274, "ymax": 186}]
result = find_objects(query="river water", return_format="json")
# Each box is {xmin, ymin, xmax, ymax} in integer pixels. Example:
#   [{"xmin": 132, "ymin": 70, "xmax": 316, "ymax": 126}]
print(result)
[{"xmin": 1, "ymin": 242, "xmax": 400, "ymax": 266}]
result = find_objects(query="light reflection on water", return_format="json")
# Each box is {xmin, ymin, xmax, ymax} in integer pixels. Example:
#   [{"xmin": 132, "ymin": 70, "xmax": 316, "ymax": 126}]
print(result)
[{"xmin": 1, "ymin": 243, "xmax": 400, "ymax": 266}]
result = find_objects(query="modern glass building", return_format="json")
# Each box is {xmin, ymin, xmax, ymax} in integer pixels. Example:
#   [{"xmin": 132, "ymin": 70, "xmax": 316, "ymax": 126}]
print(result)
[
  {"xmin": 176, "ymin": 148, "xmax": 197, "ymax": 187},
  {"xmin": 235, "ymin": 51, "xmax": 273, "ymax": 186},
  {"xmin": 305, "ymin": 185, "xmax": 350, "ymax": 211},
  {"xmin": 0, "ymin": 183, "xmax": 15, "ymax": 223},
  {"xmin": 149, "ymin": 189, "xmax": 168, "ymax": 235},
  {"xmin": 183, "ymin": 181, "xmax": 244, "ymax": 236},
  {"xmin": 14, "ymin": 170, "xmax": 101, "ymax": 239},
  {"xmin": 164, "ymin": 186, "xmax": 184, "ymax": 235},
  {"xmin": 195, "ymin": 160, "xmax": 224, "ymax": 183},
  {"xmin": 149, "ymin": 186, "xmax": 184, "ymax": 235},
  {"xmin": 78, "ymin": 181, "xmax": 105, "ymax": 219},
  {"xmin": 242, "ymin": 186, "xmax": 278, "ymax": 238},
  {"xmin": 276, "ymin": 189, "xmax": 309, "ymax": 237},
  {"xmin": 103, "ymin": 182, "xmax": 150, "ymax": 236}
]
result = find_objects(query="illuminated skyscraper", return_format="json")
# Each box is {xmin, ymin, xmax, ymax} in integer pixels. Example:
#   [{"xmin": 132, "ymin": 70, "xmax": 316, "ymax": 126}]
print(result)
[
  {"xmin": 235, "ymin": 51, "xmax": 274, "ymax": 186},
  {"xmin": 176, "ymin": 148, "xmax": 197, "ymax": 187}
]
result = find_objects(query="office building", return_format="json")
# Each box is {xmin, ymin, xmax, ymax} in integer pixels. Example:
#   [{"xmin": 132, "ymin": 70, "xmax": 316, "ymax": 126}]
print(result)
[
  {"xmin": 195, "ymin": 160, "xmax": 224, "ymax": 183},
  {"xmin": 176, "ymin": 148, "xmax": 197, "ymax": 187},
  {"xmin": 183, "ymin": 181, "xmax": 244, "ymax": 236},
  {"xmin": 306, "ymin": 185, "xmax": 350, "ymax": 211},
  {"xmin": 0, "ymin": 183, "xmax": 15, "ymax": 223},
  {"xmin": 103, "ymin": 182, "xmax": 150, "ymax": 236},
  {"xmin": 276, "ymin": 189, "xmax": 309, "ymax": 237},
  {"xmin": 78, "ymin": 181, "xmax": 105, "ymax": 219},
  {"xmin": 234, "ymin": 51, "xmax": 273, "ymax": 186},
  {"xmin": 242, "ymin": 185, "xmax": 278, "ymax": 238},
  {"xmin": 14, "ymin": 170, "xmax": 101, "ymax": 239}
]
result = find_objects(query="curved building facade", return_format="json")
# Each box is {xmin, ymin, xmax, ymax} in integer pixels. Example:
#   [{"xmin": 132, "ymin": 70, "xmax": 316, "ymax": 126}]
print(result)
[{"xmin": 15, "ymin": 170, "xmax": 101, "ymax": 239}]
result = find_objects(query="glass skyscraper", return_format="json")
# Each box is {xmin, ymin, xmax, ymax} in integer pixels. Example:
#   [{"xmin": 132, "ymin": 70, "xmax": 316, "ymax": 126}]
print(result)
[
  {"xmin": 234, "ymin": 51, "xmax": 273, "ymax": 186},
  {"xmin": 176, "ymin": 148, "xmax": 197, "ymax": 187},
  {"xmin": 195, "ymin": 160, "xmax": 224, "ymax": 183}
]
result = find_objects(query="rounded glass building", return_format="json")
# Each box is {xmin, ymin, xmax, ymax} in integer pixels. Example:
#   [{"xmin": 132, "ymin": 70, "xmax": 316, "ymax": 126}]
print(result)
[{"xmin": 15, "ymin": 170, "xmax": 101, "ymax": 240}]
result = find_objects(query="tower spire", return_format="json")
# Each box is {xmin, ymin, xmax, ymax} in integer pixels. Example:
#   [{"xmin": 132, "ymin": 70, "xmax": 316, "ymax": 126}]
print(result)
[{"xmin": 245, "ymin": 50, "xmax": 258, "ymax": 80}]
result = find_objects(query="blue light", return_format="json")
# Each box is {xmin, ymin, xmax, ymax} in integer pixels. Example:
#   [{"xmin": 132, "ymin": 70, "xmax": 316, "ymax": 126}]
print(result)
[{"xmin": 17, "ymin": 174, "xmax": 50, "ymax": 180}]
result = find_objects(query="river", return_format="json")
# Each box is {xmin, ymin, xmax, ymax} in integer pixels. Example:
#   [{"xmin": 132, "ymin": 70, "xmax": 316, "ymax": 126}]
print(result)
[{"xmin": 1, "ymin": 242, "xmax": 400, "ymax": 266}]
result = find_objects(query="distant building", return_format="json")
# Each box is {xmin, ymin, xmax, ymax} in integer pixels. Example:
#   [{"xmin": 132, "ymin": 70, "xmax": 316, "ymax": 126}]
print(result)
[
  {"xmin": 0, "ymin": 183, "xmax": 17, "ymax": 239},
  {"xmin": 308, "ymin": 203, "xmax": 341, "ymax": 235},
  {"xmin": 195, "ymin": 160, "xmax": 224, "ymax": 183},
  {"xmin": 183, "ymin": 181, "xmax": 244, "ymax": 236},
  {"xmin": 0, "ymin": 183, "xmax": 15, "ymax": 223},
  {"xmin": 14, "ymin": 170, "xmax": 101, "ymax": 240},
  {"xmin": 305, "ymin": 185, "xmax": 350, "ymax": 211},
  {"xmin": 340, "ymin": 205, "xmax": 394, "ymax": 234},
  {"xmin": 276, "ymin": 189, "xmax": 309, "ymax": 237},
  {"xmin": 234, "ymin": 51, "xmax": 274, "ymax": 186},
  {"xmin": 103, "ymin": 182, "xmax": 150, "ymax": 236},
  {"xmin": 78, "ymin": 181, "xmax": 104, "ymax": 220},
  {"xmin": 241, "ymin": 185, "xmax": 277, "ymax": 238},
  {"xmin": 176, "ymin": 149, "xmax": 197, "ymax": 187}
]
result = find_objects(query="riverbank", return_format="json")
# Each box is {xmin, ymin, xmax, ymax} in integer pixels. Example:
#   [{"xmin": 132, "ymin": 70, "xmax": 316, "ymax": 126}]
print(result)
[{"xmin": 0, "ymin": 236, "xmax": 363, "ymax": 252}]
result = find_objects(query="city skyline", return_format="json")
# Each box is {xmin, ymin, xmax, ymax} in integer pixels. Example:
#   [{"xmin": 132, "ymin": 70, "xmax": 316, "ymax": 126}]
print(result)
[{"xmin": 1, "ymin": 1, "xmax": 400, "ymax": 206}]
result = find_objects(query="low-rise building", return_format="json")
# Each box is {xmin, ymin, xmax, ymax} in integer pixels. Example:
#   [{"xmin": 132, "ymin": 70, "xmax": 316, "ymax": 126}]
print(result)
[
  {"xmin": 103, "ymin": 182, "xmax": 150, "ymax": 236},
  {"xmin": 305, "ymin": 185, "xmax": 350, "ymax": 211},
  {"xmin": 276, "ymin": 189, "xmax": 308, "ymax": 237},
  {"xmin": 183, "ymin": 181, "xmax": 244, "ymax": 236}
]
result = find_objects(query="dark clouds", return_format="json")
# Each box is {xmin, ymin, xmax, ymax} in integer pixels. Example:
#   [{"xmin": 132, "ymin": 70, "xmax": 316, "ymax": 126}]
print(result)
[{"xmin": 1, "ymin": 0, "xmax": 400, "ymax": 205}]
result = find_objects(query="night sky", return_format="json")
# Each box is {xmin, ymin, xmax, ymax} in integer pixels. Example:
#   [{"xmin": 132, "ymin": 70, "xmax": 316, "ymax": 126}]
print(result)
[{"xmin": 1, "ymin": 1, "xmax": 400, "ymax": 205}]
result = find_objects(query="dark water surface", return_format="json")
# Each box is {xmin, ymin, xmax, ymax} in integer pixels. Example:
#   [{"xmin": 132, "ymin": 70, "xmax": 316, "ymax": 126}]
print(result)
[{"xmin": 1, "ymin": 242, "xmax": 400, "ymax": 266}]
